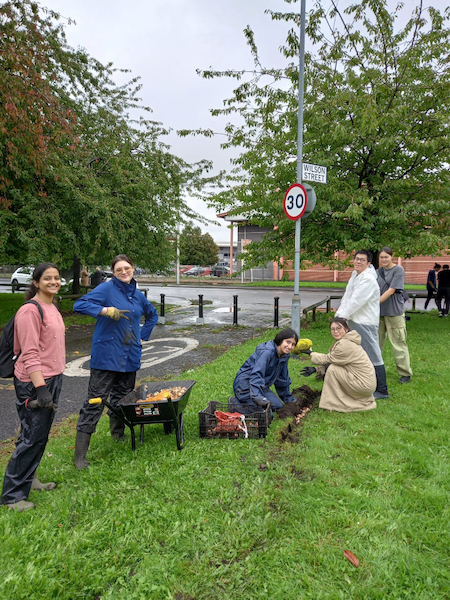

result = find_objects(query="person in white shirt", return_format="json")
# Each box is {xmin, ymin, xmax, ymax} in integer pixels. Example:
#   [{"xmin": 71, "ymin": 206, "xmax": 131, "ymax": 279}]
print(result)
[{"xmin": 335, "ymin": 250, "xmax": 389, "ymax": 399}]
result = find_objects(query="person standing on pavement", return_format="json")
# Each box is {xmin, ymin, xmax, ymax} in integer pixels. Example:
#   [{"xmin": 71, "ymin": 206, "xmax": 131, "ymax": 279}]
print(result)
[
  {"xmin": 73, "ymin": 254, "xmax": 158, "ymax": 469},
  {"xmin": 377, "ymin": 247, "xmax": 412, "ymax": 384},
  {"xmin": 1, "ymin": 263, "xmax": 65, "ymax": 512},
  {"xmin": 437, "ymin": 264, "xmax": 450, "ymax": 317},
  {"xmin": 233, "ymin": 328, "xmax": 298, "ymax": 414},
  {"xmin": 424, "ymin": 263, "xmax": 440, "ymax": 310},
  {"xmin": 335, "ymin": 250, "xmax": 389, "ymax": 399},
  {"xmin": 80, "ymin": 266, "xmax": 90, "ymax": 288}
]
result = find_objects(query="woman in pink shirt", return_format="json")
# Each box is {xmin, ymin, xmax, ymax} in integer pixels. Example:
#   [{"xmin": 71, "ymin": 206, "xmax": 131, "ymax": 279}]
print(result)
[{"xmin": 1, "ymin": 263, "xmax": 65, "ymax": 512}]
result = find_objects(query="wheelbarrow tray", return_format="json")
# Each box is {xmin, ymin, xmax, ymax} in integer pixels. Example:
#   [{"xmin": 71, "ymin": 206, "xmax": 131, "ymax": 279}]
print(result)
[{"xmin": 109, "ymin": 380, "xmax": 196, "ymax": 451}]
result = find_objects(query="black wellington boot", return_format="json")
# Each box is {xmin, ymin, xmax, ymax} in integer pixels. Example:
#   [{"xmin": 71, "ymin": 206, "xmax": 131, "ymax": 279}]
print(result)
[
  {"xmin": 74, "ymin": 431, "xmax": 91, "ymax": 469},
  {"xmin": 374, "ymin": 364, "xmax": 389, "ymax": 399},
  {"xmin": 109, "ymin": 414, "xmax": 125, "ymax": 441}
]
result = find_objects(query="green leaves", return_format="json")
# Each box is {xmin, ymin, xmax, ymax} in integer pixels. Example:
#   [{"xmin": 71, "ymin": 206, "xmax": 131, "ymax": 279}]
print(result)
[
  {"xmin": 0, "ymin": 1, "xmax": 218, "ymax": 273},
  {"xmin": 191, "ymin": 0, "xmax": 450, "ymax": 268}
]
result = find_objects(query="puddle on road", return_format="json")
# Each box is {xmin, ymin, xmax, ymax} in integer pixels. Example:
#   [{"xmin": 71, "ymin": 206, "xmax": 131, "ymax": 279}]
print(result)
[{"xmin": 213, "ymin": 307, "xmax": 242, "ymax": 313}]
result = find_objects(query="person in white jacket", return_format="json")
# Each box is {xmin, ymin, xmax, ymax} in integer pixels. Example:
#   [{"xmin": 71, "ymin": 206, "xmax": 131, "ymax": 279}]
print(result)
[{"xmin": 335, "ymin": 250, "xmax": 389, "ymax": 399}]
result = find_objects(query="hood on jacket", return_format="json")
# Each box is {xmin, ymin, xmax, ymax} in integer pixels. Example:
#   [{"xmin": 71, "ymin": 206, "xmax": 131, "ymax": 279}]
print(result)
[{"xmin": 344, "ymin": 330, "xmax": 362, "ymax": 345}]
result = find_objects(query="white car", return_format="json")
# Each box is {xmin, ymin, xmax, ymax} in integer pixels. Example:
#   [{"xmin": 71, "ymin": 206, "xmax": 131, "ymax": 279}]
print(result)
[{"xmin": 11, "ymin": 267, "xmax": 66, "ymax": 289}]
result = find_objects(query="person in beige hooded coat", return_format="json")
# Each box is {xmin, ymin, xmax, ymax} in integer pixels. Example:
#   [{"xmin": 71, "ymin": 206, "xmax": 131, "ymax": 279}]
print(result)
[{"xmin": 308, "ymin": 318, "xmax": 377, "ymax": 413}]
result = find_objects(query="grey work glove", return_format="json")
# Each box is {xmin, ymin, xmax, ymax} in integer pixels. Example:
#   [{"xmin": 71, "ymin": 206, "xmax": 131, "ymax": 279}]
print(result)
[
  {"xmin": 27, "ymin": 385, "xmax": 55, "ymax": 410},
  {"xmin": 105, "ymin": 307, "xmax": 130, "ymax": 321},
  {"xmin": 253, "ymin": 396, "xmax": 270, "ymax": 409},
  {"xmin": 300, "ymin": 349, "xmax": 312, "ymax": 355},
  {"xmin": 300, "ymin": 367, "xmax": 317, "ymax": 377}
]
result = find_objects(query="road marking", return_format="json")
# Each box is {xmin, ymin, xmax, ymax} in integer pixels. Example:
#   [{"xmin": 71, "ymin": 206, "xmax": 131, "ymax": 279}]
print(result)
[{"xmin": 64, "ymin": 337, "xmax": 199, "ymax": 378}]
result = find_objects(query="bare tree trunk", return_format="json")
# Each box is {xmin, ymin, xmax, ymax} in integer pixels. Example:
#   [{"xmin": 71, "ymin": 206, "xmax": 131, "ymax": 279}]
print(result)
[{"xmin": 72, "ymin": 256, "xmax": 81, "ymax": 294}]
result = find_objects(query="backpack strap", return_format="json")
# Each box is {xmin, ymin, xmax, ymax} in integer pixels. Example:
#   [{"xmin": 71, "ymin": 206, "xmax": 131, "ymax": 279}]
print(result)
[{"xmin": 24, "ymin": 299, "xmax": 44, "ymax": 322}]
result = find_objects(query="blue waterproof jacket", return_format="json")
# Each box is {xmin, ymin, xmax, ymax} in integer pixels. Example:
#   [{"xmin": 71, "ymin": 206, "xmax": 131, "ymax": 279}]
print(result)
[
  {"xmin": 233, "ymin": 340, "xmax": 295, "ymax": 403},
  {"xmin": 73, "ymin": 278, "xmax": 158, "ymax": 372}
]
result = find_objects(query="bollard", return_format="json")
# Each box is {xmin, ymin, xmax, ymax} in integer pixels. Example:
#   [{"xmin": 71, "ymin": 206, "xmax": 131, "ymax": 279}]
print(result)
[
  {"xmin": 196, "ymin": 294, "xmax": 204, "ymax": 325},
  {"xmin": 158, "ymin": 293, "xmax": 166, "ymax": 324},
  {"xmin": 412, "ymin": 293, "xmax": 416, "ymax": 311},
  {"xmin": 274, "ymin": 297, "xmax": 279, "ymax": 328},
  {"xmin": 233, "ymin": 295, "xmax": 238, "ymax": 326},
  {"xmin": 326, "ymin": 298, "xmax": 331, "ymax": 313}
]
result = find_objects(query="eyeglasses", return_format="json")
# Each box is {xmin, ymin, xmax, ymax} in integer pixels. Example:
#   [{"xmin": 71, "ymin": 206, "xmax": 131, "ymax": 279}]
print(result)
[
  {"xmin": 354, "ymin": 257, "xmax": 367, "ymax": 263},
  {"xmin": 115, "ymin": 267, "xmax": 133, "ymax": 273},
  {"xmin": 330, "ymin": 327, "xmax": 343, "ymax": 332}
]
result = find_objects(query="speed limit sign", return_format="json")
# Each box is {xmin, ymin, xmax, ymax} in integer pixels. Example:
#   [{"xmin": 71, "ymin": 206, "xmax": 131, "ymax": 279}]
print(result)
[{"xmin": 283, "ymin": 183, "xmax": 308, "ymax": 220}]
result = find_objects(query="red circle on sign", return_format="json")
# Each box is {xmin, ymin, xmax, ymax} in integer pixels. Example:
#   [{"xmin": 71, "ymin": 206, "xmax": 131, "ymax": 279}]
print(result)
[{"xmin": 283, "ymin": 183, "xmax": 308, "ymax": 220}]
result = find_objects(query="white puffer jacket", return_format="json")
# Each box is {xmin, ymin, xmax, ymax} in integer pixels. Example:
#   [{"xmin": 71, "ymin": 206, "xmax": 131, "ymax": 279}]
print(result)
[{"xmin": 336, "ymin": 265, "xmax": 380, "ymax": 326}]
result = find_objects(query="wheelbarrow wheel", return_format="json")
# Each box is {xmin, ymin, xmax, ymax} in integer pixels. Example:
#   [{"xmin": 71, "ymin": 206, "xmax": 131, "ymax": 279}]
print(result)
[{"xmin": 163, "ymin": 422, "xmax": 174, "ymax": 435}]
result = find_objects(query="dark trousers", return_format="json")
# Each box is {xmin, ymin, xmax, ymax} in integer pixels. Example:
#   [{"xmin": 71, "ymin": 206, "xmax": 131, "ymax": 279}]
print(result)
[
  {"xmin": 424, "ymin": 289, "xmax": 437, "ymax": 309},
  {"xmin": 76, "ymin": 369, "xmax": 136, "ymax": 434},
  {"xmin": 437, "ymin": 288, "xmax": 450, "ymax": 316},
  {"xmin": 1, "ymin": 375, "xmax": 62, "ymax": 504}
]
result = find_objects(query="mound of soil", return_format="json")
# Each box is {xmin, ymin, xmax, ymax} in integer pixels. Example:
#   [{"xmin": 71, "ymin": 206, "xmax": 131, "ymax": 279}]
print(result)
[
  {"xmin": 278, "ymin": 385, "xmax": 320, "ymax": 444},
  {"xmin": 277, "ymin": 385, "xmax": 320, "ymax": 420}
]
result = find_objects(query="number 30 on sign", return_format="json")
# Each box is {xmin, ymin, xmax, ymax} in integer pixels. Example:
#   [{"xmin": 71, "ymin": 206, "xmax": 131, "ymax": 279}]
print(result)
[{"xmin": 283, "ymin": 183, "xmax": 308, "ymax": 220}]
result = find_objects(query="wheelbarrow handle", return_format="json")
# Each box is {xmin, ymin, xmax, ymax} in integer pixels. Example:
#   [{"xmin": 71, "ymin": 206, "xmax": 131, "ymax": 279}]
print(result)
[{"xmin": 88, "ymin": 397, "xmax": 103, "ymax": 405}]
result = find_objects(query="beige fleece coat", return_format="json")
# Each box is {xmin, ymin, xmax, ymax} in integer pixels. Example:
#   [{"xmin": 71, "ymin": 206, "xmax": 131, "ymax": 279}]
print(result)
[{"xmin": 311, "ymin": 330, "xmax": 377, "ymax": 413}]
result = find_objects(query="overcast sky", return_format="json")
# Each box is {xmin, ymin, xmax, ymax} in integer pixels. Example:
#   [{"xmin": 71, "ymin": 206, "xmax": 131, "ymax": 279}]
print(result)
[{"xmin": 39, "ymin": 0, "xmax": 447, "ymax": 242}]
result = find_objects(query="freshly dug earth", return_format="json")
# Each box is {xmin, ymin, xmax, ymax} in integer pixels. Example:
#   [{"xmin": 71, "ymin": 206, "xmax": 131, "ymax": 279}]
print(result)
[
  {"xmin": 277, "ymin": 385, "xmax": 320, "ymax": 420},
  {"xmin": 277, "ymin": 385, "xmax": 320, "ymax": 444}
]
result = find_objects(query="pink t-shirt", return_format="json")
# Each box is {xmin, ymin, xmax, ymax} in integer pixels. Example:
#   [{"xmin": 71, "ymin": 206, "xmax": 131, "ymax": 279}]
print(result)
[{"xmin": 13, "ymin": 299, "xmax": 66, "ymax": 382}]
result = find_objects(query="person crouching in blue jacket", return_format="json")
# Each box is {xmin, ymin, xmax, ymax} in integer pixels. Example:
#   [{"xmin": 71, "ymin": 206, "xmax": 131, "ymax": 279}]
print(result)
[
  {"xmin": 233, "ymin": 328, "xmax": 299, "ymax": 414},
  {"xmin": 73, "ymin": 254, "xmax": 158, "ymax": 468}
]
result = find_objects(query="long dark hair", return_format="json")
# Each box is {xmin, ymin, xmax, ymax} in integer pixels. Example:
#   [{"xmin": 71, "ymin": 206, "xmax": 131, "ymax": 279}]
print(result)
[
  {"xmin": 25, "ymin": 263, "xmax": 60, "ymax": 301},
  {"xmin": 274, "ymin": 328, "xmax": 299, "ymax": 346}
]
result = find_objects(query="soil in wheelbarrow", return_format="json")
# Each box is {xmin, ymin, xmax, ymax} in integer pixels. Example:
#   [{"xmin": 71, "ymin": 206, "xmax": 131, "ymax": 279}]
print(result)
[{"xmin": 277, "ymin": 385, "xmax": 320, "ymax": 444}]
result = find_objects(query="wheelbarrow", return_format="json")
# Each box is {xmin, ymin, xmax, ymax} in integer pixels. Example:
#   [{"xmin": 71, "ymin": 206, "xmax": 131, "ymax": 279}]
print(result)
[{"xmin": 89, "ymin": 379, "xmax": 196, "ymax": 451}]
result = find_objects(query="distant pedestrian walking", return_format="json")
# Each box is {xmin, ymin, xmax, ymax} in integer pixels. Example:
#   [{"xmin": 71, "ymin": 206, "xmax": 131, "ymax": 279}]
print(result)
[
  {"xmin": 424, "ymin": 263, "xmax": 440, "ymax": 310},
  {"xmin": 437, "ymin": 264, "xmax": 450, "ymax": 317}
]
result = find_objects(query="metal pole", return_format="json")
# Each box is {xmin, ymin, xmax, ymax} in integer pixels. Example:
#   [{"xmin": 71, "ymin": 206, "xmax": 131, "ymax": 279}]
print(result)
[
  {"xmin": 158, "ymin": 293, "xmax": 166, "ymax": 325},
  {"xmin": 274, "ymin": 297, "xmax": 279, "ymax": 328},
  {"xmin": 233, "ymin": 295, "xmax": 238, "ymax": 326},
  {"xmin": 196, "ymin": 294, "xmax": 204, "ymax": 325},
  {"xmin": 176, "ymin": 230, "xmax": 180, "ymax": 285},
  {"xmin": 291, "ymin": 0, "xmax": 306, "ymax": 337}
]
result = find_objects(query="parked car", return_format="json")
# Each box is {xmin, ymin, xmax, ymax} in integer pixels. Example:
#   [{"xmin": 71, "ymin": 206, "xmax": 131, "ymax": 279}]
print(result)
[
  {"xmin": 11, "ymin": 266, "xmax": 66, "ymax": 289},
  {"xmin": 210, "ymin": 265, "xmax": 230, "ymax": 277},
  {"xmin": 184, "ymin": 266, "xmax": 207, "ymax": 276}
]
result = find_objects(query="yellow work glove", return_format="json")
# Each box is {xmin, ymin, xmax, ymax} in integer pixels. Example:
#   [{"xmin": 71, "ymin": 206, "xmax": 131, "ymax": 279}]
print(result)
[
  {"xmin": 105, "ymin": 307, "xmax": 130, "ymax": 321},
  {"xmin": 292, "ymin": 338, "xmax": 313, "ymax": 355}
]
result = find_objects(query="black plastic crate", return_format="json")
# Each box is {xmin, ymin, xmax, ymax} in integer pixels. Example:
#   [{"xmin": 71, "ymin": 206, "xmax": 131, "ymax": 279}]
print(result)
[{"xmin": 199, "ymin": 398, "xmax": 270, "ymax": 439}]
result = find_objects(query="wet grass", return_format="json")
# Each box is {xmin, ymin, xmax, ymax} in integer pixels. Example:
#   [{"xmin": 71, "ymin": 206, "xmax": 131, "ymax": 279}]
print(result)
[{"xmin": 0, "ymin": 313, "xmax": 449, "ymax": 599}]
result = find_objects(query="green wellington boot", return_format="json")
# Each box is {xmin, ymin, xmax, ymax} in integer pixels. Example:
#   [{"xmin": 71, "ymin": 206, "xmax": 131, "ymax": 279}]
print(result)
[
  {"xmin": 5, "ymin": 500, "xmax": 36, "ymax": 512},
  {"xmin": 31, "ymin": 475, "xmax": 57, "ymax": 491}
]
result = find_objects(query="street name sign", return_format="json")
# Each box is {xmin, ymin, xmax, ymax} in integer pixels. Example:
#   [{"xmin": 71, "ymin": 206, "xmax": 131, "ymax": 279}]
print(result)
[{"xmin": 302, "ymin": 162, "xmax": 327, "ymax": 184}]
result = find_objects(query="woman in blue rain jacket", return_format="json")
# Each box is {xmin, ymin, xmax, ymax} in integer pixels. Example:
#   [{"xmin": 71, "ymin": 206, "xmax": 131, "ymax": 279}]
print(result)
[
  {"xmin": 233, "ymin": 328, "xmax": 298, "ymax": 414},
  {"xmin": 73, "ymin": 254, "xmax": 158, "ymax": 468}
]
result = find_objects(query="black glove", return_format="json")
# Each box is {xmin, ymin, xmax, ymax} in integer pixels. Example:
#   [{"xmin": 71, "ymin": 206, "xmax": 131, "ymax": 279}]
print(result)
[
  {"xmin": 253, "ymin": 396, "xmax": 270, "ymax": 409},
  {"xmin": 36, "ymin": 385, "xmax": 54, "ymax": 408},
  {"xmin": 300, "ymin": 367, "xmax": 317, "ymax": 377}
]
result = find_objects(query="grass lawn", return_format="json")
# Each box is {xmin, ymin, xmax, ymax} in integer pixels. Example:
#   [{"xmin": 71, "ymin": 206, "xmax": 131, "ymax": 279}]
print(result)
[{"xmin": 0, "ymin": 312, "xmax": 449, "ymax": 599}]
